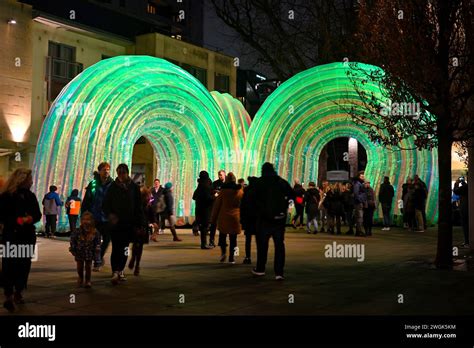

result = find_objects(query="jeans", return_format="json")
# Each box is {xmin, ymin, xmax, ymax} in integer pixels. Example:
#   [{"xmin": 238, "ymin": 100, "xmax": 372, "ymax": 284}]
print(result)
[
  {"xmin": 209, "ymin": 223, "xmax": 217, "ymax": 245},
  {"xmin": 319, "ymin": 208, "xmax": 327, "ymax": 231},
  {"xmin": 218, "ymin": 233, "xmax": 237, "ymax": 262},
  {"xmin": 354, "ymin": 203, "xmax": 364, "ymax": 233},
  {"xmin": 381, "ymin": 203, "xmax": 392, "ymax": 227},
  {"xmin": 2, "ymin": 248, "xmax": 33, "ymax": 296},
  {"xmin": 256, "ymin": 220, "xmax": 285, "ymax": 276},
  {"xmin": 110, "ymin": 224, "xmax": 131, "ymax": 273},
  {"xmin": 306, "ymin": 214, "xmax": 318, "ymax": 233},
  {"xmin": 68, "ymin": 215, "xmax": 79, "ymax": 234},
  {"xmin": 292, "ymin": 205, "xmax": 304, "ymax": 225},
  {"xmin": 363, "ymin": 207, "xmax": 374, "ymax": 235},
  {"xmin": 45, "ymin": 215, "xmax": 57, "ymax": 236},
  {"xmin": 345, "ymin": 209, "xmax": 354, "ymax": 232},
  {"xmin": 94, "ymin": 222, "xmax": 111, "ymax": 267},
  {"xmin": 415, "ymin": 209, "xmax": 424, "ymax": 231}
]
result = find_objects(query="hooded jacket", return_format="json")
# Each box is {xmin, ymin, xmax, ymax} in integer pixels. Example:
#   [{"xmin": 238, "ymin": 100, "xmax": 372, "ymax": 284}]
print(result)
[
  {"xmin": 42, "ymin": 191, "xmax": 63, "ymax": 215},
  {"xmin": 81, "ymin": 173, "xmax": 113, "ymax": 223}
]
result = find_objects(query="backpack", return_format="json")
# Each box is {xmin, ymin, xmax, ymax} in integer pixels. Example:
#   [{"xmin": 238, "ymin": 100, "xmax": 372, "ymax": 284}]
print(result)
[
  {"xmin": 259, "ymin": 177, "xmax": 291, "ymax": 222},
  {"xmin": 155, "ymin": 194, "xmax": 167, "ymax": 214}
]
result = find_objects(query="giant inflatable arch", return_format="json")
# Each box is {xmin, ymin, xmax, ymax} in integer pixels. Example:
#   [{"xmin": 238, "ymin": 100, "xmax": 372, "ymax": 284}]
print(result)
[
  {"xmin": 32, "ymin": 56, "xmax": 249, "ymax": 225},
  {"xmin": 244, "ymin": 62, "xmax": 438, "ymax": 222}
]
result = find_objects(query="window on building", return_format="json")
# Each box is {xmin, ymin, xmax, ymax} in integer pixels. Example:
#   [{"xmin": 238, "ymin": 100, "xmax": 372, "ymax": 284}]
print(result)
[
  {"xmin": 147, "ymin": 2, "xmax": 157, "ymax": 14},
  {"xmin": 182, "ymin": 64, "xmax": 207, "ymax": 87},
  {"xmin": 215, "ymin": 73, "xmax": 230, "ymax": 93},
  {"xmin": 47, "ymin": 41, "xmax": 83, "ymax": 102}
]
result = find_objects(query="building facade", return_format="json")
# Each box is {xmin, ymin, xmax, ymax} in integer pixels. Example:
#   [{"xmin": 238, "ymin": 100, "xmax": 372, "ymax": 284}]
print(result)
[{"xmin": 0, "ymin": 0, "xmax": 236, "ymax": 178}]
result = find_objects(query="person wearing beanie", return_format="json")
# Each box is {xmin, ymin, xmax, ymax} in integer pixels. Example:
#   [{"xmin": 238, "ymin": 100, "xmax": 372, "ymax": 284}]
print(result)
[
  {"xmin": 193, "ymin": 170, "xmax": 214, "ymax": 249},
  {"xmin": 159, "ymin": 182, "xmax": 181, "ymax": 241}
]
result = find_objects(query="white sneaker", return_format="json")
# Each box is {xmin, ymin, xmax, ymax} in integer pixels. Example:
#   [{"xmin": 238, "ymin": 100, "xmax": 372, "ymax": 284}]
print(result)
[
  {"xmin": 386, "ymin": 227, "xmax": 390, "ymax": 231},
  {"xmin": 111, "ymin": 272, "xmax": 119, "ymax": 285},
  {"xmin": 275, "ymin": 275, "xmax": 285, "ymax": 281}
]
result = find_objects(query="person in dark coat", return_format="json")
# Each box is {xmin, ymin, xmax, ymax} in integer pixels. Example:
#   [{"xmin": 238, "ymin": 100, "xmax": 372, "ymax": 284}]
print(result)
[
  {"xmin": 291, "ymin": 181, "xmax": 305, "ymax": 228},
  {"xmin": 413, "ymin": 182, "xmax": 427, "ymax": 232},
  {"xmin": 378, "ymin": 176, "xmax": 395, "ymax": 231},
  {"xmin": 363, "ymin": 181, "xmax": 376, "ymax": 236},
  {"xmin": 149, "ymin": 178, "xmax": 164, "ymax": 239},
  {"xmin": 304, "ymin": 182, "xmax": 320, "ymax": 234},
  {"xmin": 193, "ymin": 171, "xmax": 214, "ymax": 249},
  {"xmin": 453, "ymin": 177, "xmax": 469, "ymax": 246},
  {"xmin": 0, "ymin": 169, "xmax": 42, "ymax": 312},
  {"xmin": 102, "ymin": 163, "xmax": 146, "ymax": 285},
  {"xmin": 253, "ymin": 163, "xmax": 294, "ymax": 280},
  {"xmin": 326, "ymin": 183, "xmax": 344, "ymax": 235},
  {"xmin": 159, "ymin": 182, "xmax": 182, "ymax": 241},
  {"xmin": 65, "ymin": 189, "xmax": 81, "ymax": 234},
  {"xmin": 211, "ymin": 173, "xmax": 243, "ymax": 264},
  {"xmin": 342, "ymin": 182, "xmax": 355, "ymax": 235},
  {"xmin": 42, "ymin": 185, "xmax": 63, "ymax": 238},
  {"xmin": 81, "ymin": 162, "xmax": 113, "ymax": 271},
  {"xmin": 208, "ymin": 170, "xmax": 226, "ymax": 247},
  {"xmin": 240, "ymin": 176, "xmax": 258, "ymax": 263},
  {"xmin": 414, "ymin": 174, "xmax": 428, "ymax": 229},
  {"xmin": 353, "ymin": 172, "xmax": 367, "ymax": 236},
  {"xmin": 128, "ymin": 186, "xmax": 152, "ymax": 276}
]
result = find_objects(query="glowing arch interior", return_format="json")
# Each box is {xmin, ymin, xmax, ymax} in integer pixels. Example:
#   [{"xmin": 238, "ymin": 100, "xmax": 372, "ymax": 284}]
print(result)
[
  {"xmin": 33, "ymin": 56, "xmax": 249, "ymax": 225},
  {"xmin": 33, "ymin": 57, "xmax": 438, "ymax": 226},
  {"xmin": 244, "ymin": 62, "xmax": 438, "ymax": 222}
]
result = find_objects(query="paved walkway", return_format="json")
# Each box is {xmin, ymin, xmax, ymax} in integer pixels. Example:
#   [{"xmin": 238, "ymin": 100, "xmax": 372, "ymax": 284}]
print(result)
[{"xmin": 1, "ymin": 226, "xmax": 472, "ymax": 315}]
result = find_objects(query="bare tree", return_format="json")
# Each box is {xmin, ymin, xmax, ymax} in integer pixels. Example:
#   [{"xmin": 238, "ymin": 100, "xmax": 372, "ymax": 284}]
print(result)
[
  {"xmin": 346, "ymin": 0, "xmax": 474, "ymax": 268},
  {"xmin": 210, "ymin": 0, "xmax": 359, "ymax": 80}
]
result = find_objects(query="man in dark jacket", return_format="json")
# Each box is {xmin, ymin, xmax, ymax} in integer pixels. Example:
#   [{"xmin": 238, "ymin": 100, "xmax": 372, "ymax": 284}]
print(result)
[
  {"xmin": 453, "ymin": 177, "xmax": 469, "ymax": 246},
  {"xmin": 378, "ymin": 176, "xmax": 395, "ymax": 231},
  {"xmin": 253, "ymin": 163, "xmax": 294, "ymax": 280},
  {"xmin": 353, "ymin": 171, "xmax": 366, "ymax": 236},
  {"xmin": 160, "ymin": 182, "xmax": 182, "ymax": 241},
  {"xmin": 42, "ymin": 185, "xmax": 63, "ymax": 238},
  {"xmin": 304, "ymin": 182, "xmax": 320, "ymax": 234},
  {"xmin": 208, "ymin": 170, "xmax": 226, "ymax": 247},
  {"xmin": 240, "ymin": 176, "xmax": 258, "ymax": 263},
  {"xmin": 103, "ymin": 163, "xmax": 145, "ymax": 285},
  {"xmin": 193, "ymin": 171, "xmax": 213, "ymax": 249},
  {"xmin": 81, "ymin": 162, "xmax": 113, "ymax": 271}
]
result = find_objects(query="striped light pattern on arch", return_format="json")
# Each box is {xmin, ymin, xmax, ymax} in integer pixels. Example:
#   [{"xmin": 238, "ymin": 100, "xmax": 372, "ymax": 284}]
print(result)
[
  {"xmin": 32, "ymin": 56, "xmax": 242, "ymax": 225},
  {"xmin": 244, "ymin": 62, "xmax": 438, "ymax": 222},
  {"xmin": 211, "ymin": 91, "xmax": 252, "ymax": 174}
]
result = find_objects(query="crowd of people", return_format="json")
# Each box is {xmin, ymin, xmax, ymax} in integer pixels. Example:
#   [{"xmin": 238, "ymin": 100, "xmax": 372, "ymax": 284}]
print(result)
[{"xmin": 0, "ymin": 161, "xmax": 437, "ymax": 312}]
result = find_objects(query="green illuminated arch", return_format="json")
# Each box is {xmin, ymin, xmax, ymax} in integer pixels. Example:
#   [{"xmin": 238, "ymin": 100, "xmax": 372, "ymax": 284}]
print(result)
[
  {"xmin": 32, "ymin": 56, "xmax": 249, "ymax": 225},
  {"xmin": 244, "ymin": 62, "xmax": 438, "ymax": 222}
]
